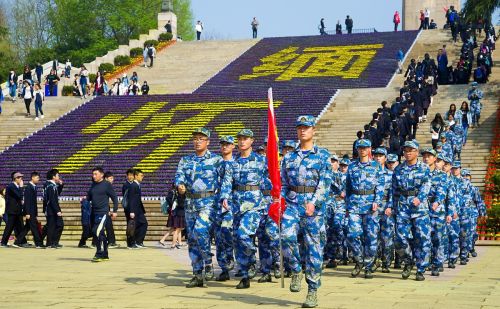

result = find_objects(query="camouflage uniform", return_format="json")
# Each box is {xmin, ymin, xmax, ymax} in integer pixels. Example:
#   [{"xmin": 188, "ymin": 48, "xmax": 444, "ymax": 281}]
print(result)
[
  {"xmin": 468, "ymin": 84, "xmax": 483, "ymax": 126},
  {"xmin": 175, "ymin": 129, "xmax": 225, "ymax": 276},
  {"xmin": 466, "ymin": 171, "xmax": 486, "ymax": 253},
  {"xmin": 455, "ymin": 172, "xmax": 473, "ymax": 262},
  {"xmin": 392, "ymin": 141, "xmax": 432, "ymax": 275},
  {"xmin": 377, "ymin": 158, "xmax": 395, "ymax": 269},
  {"xmin": 256, "ymin": 181, "xmax": 280, "ymax": 276},
  {"xmin": 324, "ymin": 155, "xmax": 341, "ymax": 262},
  {"xmin": 281, "ymin": 118, "xmax": 331, "ymax": 292},
  {"xmin": 345, "ymin": 140, "xmax": 385, "ymax": 272},
  {"xmin": 221, "ymin": 130, "xmax": 271, "ymax": 280}
]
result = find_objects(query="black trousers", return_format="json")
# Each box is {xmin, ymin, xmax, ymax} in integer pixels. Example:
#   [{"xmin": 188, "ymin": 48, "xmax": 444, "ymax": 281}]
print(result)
[
  {"xmin": 149, "ymin": 56, "xmax": 154, "ymax": 67},
  {"xmin": 18, "ymin": 216, "xmax": 43, "ymax": 246},
  {"xmin": 93, "ymin": 214, "xmax": 109, "ymax": 258},
  {"xmin": 134, "ymin": 213, "xmax": 148, "ymax": 245},
  {"xmin": 92, "ymin": 215, "xmax": 116, "ymax": 245},
  {"xmin": 1, "ymin": 214, "xmax": 24, "ymax": 245},
  {"xmin": 46, "ymin": 215, "xmax": 64, "ymax": 246},
  {"xmin": 124, "ymin": 209, "xmax": 134, "ymax": 247},
  {"xmin": 79, "ymin": 224, "xmax": 92, "ymax": 246},
  {"xmin": 24, "ymin": 98, "xmax": 32, "ymax": 114}
]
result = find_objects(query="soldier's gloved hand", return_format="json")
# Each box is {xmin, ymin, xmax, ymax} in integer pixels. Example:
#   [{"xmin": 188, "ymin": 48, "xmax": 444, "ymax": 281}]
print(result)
[
  {"xmin": 371, "ymin": 203, "xmax": 378, "ymax": 212},
  {"xmin": 130, "ymin": 213, "xmax": 135, "ymax": 219},
  {"xmin": 446, "ymin": 215, "xmax": 452, "ymax": 224},
  {"xmin": 305, "ymin": 203, "xmax": 315, "ymax": 216},
  {"xmin": 385, "ymin": 208, "xmax": 392, "ymax": 217},
  {"xmin": 177, "ymin": 184, "xmax": 186, "ymax": 194},
  {"xmin": 222, "ymin": 199, "xmax": 229, "ymax": 211},
  {"xmin": 432, "ymin": 202, "xmax": 439, "ymax": 211},
  {"xmin": 412, "ymin": 197, "xmax": 421, "ymax": 207}
]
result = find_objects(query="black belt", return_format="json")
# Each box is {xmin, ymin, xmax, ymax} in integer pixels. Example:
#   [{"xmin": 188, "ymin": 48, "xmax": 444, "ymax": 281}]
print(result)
[
  {"xmin": 429, "ymin": 197, "xmax": 436, "ymax": 203},
  {"xmin": 289, "ymin": 186, "xmax": 316, "ymax": 193},
  {"xmin": 235, "ymin": 185, "xmax": 260, "ymax": 191},
  {"xmin": 401, "ymin": 190, "xmax": 418, "ymax": 197},
  {"xmin": 335, "ymin": 196, "xmax": 344, "ymax": 201},
  {"xmin": 352, "ymin": 189, "xmax": 375, "ymax": 195},
  {"xmin": 383, "ymin": 195, "xmax": 390, "ymax": 202},
  {"xmin": 262, "ymin": 190, "xmax": 271, "ymax": 196},
  {"xmin": 186, "ymin": 191, "xmax": 215, "ymax": 199}
]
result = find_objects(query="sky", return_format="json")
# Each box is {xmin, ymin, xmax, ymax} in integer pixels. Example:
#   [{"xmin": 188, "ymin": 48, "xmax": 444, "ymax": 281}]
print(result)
[{"xmin": 191, "ymin": 0, "xmax": 499, "ymax": 40}]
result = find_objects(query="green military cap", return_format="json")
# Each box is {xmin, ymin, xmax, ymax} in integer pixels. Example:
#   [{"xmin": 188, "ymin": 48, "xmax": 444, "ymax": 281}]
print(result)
[
  {"xmin": 192, "ymin": 127, "xmax": 210, "ymax": 138},
  {"xmin": 420, "ymin": 147, "xmax": 437, "ymax": 156},
  {"xmin": 219, "ymin": 135, "xmax": 235, "ymax": 144},
  {"xmin": 403, "ymin": 140, "xmax": 419, "ymax": 150},
  {"xmin": 296, "ymin": 115, "xmax": 316, "ymax": 127},
  {"xmin": 237, "ymin": 129, "xmax": 254, "ymax": 138}
]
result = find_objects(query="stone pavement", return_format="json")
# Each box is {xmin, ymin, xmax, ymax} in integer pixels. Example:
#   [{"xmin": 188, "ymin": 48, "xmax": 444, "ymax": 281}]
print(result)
[{"xmin": 0, "ymin": 242, "xmax": 499, "ymax": 309}]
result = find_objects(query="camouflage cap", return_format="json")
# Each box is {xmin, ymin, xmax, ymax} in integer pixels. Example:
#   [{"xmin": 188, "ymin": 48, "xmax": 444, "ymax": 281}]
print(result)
[
  {"xmin": 437, "ymin": 152, "xmax": 452, "ymax": 163},
  {"xmin": 387, "ymin": 154, "xmax": 398, "ymax": 162},
  {"xmin": 192, "ymin": 127, "xmax": 211, "ymax": 138},
  {"xmin": 420, "ymin": 147, "xmax": 437, "ymax": 156},
  {"xmin": 296, "ymin": 115, "xmax": 316, "ymax": 127},
  {"xmin": 237, "ymin": 129, "xmax": 254, "ymax": 138},
  {"xmin": 282, "ymin": 140, "xmax": 296, "ymax": 148},
  {"xmin": 471, "ymin": 81, "xmax": 478, "ymax": 87},
  {"xmin": 452, "ymin": 160, "xmax": 461, "ymax": 168},
  {"xmin": 340, "ymin": 158, "xmax": 351, "ymax": 166},
  {"xmin": 403, "ymin": 140, "xmax": 419, "ymax": 150},
  {"xmin": 219, "ymin": 135, "xmax": 235, "ymax": 144},
  {"xmin": 355, "ymin": 139, "xmax": 372, "ymax": 148},
  {"xmin": 436, "ymin": 141, "xmax": 444, "ymax": 147},
  {"xmin": 330, "ymin": 154, "xmax": 339, "ymax": 162},
  {"xmin": 373, "ymin": 147, "xmax": 388, "ymax": 156},
  {"xmin": 461, "ymin": 169, "xmax": 471, "ymax": 176}
]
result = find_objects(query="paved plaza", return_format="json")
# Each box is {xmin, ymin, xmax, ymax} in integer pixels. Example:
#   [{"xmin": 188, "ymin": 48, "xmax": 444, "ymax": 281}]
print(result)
[{"xmin": 0, "ymin": 242, "xmax": 499, "ymax": 308}]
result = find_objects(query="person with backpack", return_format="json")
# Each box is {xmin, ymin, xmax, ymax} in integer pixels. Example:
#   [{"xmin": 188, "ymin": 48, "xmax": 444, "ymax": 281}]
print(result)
[{"xmin": 147, "ymin": 44, "xmax": 156, "ymax": 68}]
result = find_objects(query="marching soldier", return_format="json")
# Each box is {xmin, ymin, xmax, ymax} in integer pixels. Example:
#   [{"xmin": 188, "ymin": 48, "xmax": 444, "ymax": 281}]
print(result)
[
  {"xmin": 175, "ymin": 128, "xmax": 225, "ymax": 288},
  {"xmin": 220, "ymin": 129, "xmax": 271, "ymax": 289},
  {"xmin": 391, "ymin": 140, "xmax": 431, "ymax": 281},
  {"xmin": 280, "ymin": 115, "xmax": 331, "ymax": 308},
  {"xmin": 345, "ymin": 140, "xmax": 384, "ymax": 279}
]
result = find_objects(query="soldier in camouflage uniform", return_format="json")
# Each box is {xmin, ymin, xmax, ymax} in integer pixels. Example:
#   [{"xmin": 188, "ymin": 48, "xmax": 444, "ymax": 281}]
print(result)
[
  {"xmin": 324, "ymin": 154, "xmax": 341, "ymax": 268},
  {"xmin": 220, "ymin": 129, "xmax": 271, "ymax": 289},
  {"xmin": 338, "ymin": 158, "xmax": 350, "ymax": 265},
  {"xmin": 468, "ymin": 82, "xmax": 483, "ymax": 127},
  {"xmin": 280, "ymin": 115, "xmax": 331, "ymax": 308},
  {"xmin": 449, "ymin": 161, "xmax": 466, "ymax": 267},
  {"xmin": 452, "ymin": 163, "xmax": 473, "ymax": 265},
  {"xmin": 422, "ymin": 149, "xmax": 452, "ymax": 276},
  {"xmin": 391, "ymin": 140, "xmax": 431, "ymax": 281},
  {"xmin": 175, "ymin": 128, "xmax": 225, "ymax": 288},
  {"xmin": 386, "ymin": 154, "xmax": 401, "ymax": 269},
  {"xmin": 214, "ymin": 136, "xmax": 236, "ymax": 282},
  {"xmin": 372, "ymin": 148, "xmax": 394, "ymax": 273},
  {"xmin": 461, "ymin": 169, "xmax": 486, "ymax": 257}
]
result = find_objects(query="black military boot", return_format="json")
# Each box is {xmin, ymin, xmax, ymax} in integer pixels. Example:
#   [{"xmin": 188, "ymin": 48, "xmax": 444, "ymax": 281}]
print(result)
[
  {"xmin": 204, "ymin": 265, "xmax": 214, "ymax": 281},
  {"xmin": 460, "ymin": 259, "xmax": 467, "ymax": 265},
  {"xmin": 186, "ymin": 275, "xmax": 204, "ymax": 288},
  {"xmin": 401, "ymin": 264, "xmax": 412, "ymax": 280},
  {"xmin": 258, "ymin": 273, "xmax": 272, "ymax": 283},
  {"xmin": 415, "ymin": 272, "xmax": 425, "ymax": 281},
  {"xmin": 431, "ymin": 267, "xmax": 440, "ymax": 276},
  {"xmin": 236, "ymin": 278, "xmax": 250, "ymax": 289},
  {"xmin": 448, "ymin": 260, "xmax": 456, "ymax": 269},
  {"xmin": 248, "ymin": 264, "xmax": 257, "ymax": 279},
  {"xmin": 325, "ymin": 259, "xmax": 337, "ymax": 269},
  {"xmin": 364, "ymin": 269, "xmax": 373, "ymax": 279},
  {"xmin": 351, "ymin": 263, "xmax": 362, "ymax": 277},
  {"xmin": 216, "ymin": 271, "xmax": 230, "ymax": 282},
  {"xmin": 470, "ymin": 249, "xmax": 477, "ymax": 257}
]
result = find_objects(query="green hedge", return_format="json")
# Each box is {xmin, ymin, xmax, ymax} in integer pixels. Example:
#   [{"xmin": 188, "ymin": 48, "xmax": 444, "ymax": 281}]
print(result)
[
  {"xmin": 158, "ymin": 32, "xmax": 173, "ymax": 42},
  {"xmin": 62, "ymin": 85, "xmax": 73, "ymax": 96},
  {"xmin": 88, "ymin": 73, "xmax": 97, "ymax": 83},
  {"xmin": 130, "ymin": 47, "xmax": 143, "ymax": 58},
  {"xmin": 114, "ymin": 55, "xmax": 131, "ymax": 66},
  {"xmin": 144, "ymin": 39, "xmax": 159, "ymax": 47},
  {"xmin": 98, "ymin": 63, "xmax": 115, "ymax": 74}
]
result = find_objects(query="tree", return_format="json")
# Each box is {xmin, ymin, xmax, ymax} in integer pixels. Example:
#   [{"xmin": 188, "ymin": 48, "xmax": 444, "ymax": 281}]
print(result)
[
  {"xmin": 174, "ymin": 0, "xmax": 195, "ymax": 41},
  {"xmin": 462, "ymin": 0, "xmax": 500, "ymax": 24},
  {"xmin": 10, "ymin": 0, "xmax": 53, "ymax": 61},
  {"xmin": 0, "ymin": 6, "xmax": 21, "ymax": 83}
]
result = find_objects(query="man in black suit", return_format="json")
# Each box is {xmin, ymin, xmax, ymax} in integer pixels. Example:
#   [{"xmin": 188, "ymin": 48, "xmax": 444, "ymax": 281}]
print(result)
[
  {"xmin": 44, "ymin": 169, "xmax": 64, "ymax": 248},
  {"xmin": 129, "ymin": 169, "xmax": 148, "ymax": 248},
  {"xmin": 122, "ymin": 168, "xmax": 135, "ymax": 249},
  {"xmin": 1, "ymin": 172, "xmax": 25, "ymax": 247},
  {"xmin": 18, "ymin": 172, "xmax": 45, "ymax": 248}
]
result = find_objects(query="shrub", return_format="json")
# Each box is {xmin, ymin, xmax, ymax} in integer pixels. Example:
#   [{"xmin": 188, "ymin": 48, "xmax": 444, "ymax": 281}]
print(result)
[
  {"xmin": 130, "ymin": 47, "xmax": 143, "ymax": 58},
  {"xmin": 114, "ymin": 55, "xmax": 131, "ymax": 66},
  {"xmin": 144, "ymin": 39, "xmax": 159, "ymax": 48},
  {"xmin": 98, "ymin": 63, "xmax": 115, "ymax": 74},
  {"xmin": 26, "ymin": 47, "xmax": 57, "ymax": 68},
  {"xmin": 61, "ymin": 85, "xmax": 73, "ymax": 96},
  {"xmin": 158, "ymin": 32, "xmax": 173, "ymax": 42},
  {"xmin": 88, "ymin": 73, "xmax": 97, "ymax": 83}
]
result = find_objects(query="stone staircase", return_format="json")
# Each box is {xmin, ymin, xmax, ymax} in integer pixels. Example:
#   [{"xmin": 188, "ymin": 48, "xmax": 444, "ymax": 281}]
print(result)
[
  {"xmin": 120, "ymin": 40, "xmax": 257, "ymax": 94},
  {"xmin": 316, "ymin": 29, "xmax": 499, "ymax": 192}
]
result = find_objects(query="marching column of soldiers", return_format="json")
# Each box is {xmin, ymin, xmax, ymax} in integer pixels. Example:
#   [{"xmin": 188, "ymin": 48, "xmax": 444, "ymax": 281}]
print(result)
[{"xmin": 174, "ymin": 115, "xmax": 486, "ymax": 309}]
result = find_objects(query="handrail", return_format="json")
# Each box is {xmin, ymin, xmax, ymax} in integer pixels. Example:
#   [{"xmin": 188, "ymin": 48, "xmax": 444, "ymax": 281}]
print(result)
[{"xmin": 324, "ymin": 28, "xmax": 377, "ymax": 35}]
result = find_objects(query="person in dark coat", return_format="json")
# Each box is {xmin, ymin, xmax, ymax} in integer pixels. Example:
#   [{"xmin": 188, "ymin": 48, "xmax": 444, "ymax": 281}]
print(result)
[
  {"xmin": 122, "ymin": 168, "xmax": 135, "ymax": 248},
  {"xmin": 18, "ymin": 172, "xmax": 44, "ymax": 248},
  {"xmin": 44, "ymin": 169, "xmax": 64, "ymax": 248},
  {"xmin": 129, "ymin": 169, "xmax": 148, "ymax": 248},
  {"xmin": 0, "ymin": 172, "xmax": 25, "ymax": 247},
  {"xmin": 345, "ymin": 15, "xmax": 353, "ymax": 34}
]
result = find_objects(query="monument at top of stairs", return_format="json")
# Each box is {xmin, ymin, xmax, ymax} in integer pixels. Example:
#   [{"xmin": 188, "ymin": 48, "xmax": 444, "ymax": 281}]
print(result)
[{"xmin": 402, "ymin": 0, "xmax": 460, "ymax": 30}]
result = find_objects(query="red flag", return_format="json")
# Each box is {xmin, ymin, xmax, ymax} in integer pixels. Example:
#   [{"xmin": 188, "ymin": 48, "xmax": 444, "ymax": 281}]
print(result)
[{"xmin": 266, "ymin": 88, "xmax": 286, "ymax": 224}]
